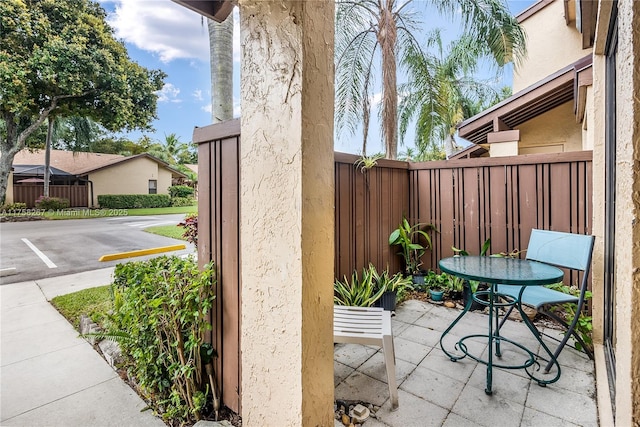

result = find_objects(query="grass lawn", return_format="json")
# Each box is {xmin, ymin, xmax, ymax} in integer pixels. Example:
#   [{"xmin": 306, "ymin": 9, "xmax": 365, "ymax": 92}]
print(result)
[
  {"xmin": 145, "ymin": 224, "xmax": 187, "ymax": 240},
  {"xmin": 50, "ymin": 286, "xmax": 113, "ymax": 328},
  {"xmin": 0, "ymin": 205, "xmax": 197, "ymax": 220}
]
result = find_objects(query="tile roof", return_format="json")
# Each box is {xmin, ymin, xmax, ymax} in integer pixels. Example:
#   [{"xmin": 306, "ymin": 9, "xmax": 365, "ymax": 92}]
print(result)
[
  {"xmin": 12, "ymin": 150, "xmax": 124, "ymax": 175},
  {"xmin": 12, "ymin": 149, "xmax": 187, "ymax": 178}
]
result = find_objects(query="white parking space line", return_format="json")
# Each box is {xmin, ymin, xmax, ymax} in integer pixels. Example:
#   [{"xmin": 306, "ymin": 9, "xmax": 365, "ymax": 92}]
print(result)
[
  {"xmin": 105, "ymin": 216, "xmax": 159, "ymax": 221},
  {"xmin": 140, "ymin": 221, "xmax": 176, "ymax": 228},
  {"xmin": 21, "ymin": 238, "xmax": 57, "ymax": 268}
]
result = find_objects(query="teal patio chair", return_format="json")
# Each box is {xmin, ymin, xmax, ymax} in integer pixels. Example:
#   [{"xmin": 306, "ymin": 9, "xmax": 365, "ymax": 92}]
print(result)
[{"xmin": 497, "ymin": 229, "xmax": 595, "ymax": 373}]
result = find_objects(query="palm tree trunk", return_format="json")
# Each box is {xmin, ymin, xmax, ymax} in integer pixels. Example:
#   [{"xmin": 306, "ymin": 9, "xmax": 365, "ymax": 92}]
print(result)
[
  {"xmin": 362, "ymin": 94, "xmax": 370, "ymax": 155},
  {"xmin": 44, "ymin": 117, "xmax": 54, "ymax": 197},
  {"xmin": 378, "ymin": 1, "xmax": 398, "ymax": 159},
  {"xmin": 207, "ymin": 14, "xmax": 234, "ymax": 123}
]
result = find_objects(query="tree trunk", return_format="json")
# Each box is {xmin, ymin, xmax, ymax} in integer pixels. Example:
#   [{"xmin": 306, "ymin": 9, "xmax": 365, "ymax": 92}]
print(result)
[
  {"xmin": 207, "ymin": 14, "xmax": 234, "ymax": 123},
  {"xmin": 44, "ymin": 117, "xmax": 54, "ymax": 197},
  {"xmin": 378, "ymin": 2, "xmax": 398, "ymax": 159}
]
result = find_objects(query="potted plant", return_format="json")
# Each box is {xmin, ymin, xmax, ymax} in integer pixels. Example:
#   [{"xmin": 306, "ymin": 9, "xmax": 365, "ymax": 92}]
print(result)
[
  {"xmin": 334, "ymin": 264, "xmax": 386, "ymax": 307},
  {"xmin": 373, "ymin": 267, "xmax": 413, "ymax": 311},
  {"xmin": 424, "ymin": 271, "xmax": 450, "ymax": 301},
  {"xmin": 388, "ymin": 217, "xmax": 434, "ymax": 283}
]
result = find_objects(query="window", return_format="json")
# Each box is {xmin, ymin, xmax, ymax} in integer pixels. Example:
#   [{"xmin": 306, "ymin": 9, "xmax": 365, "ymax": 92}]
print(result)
[{"xmin": 148, "ymin": 180, "xmax": 157, "ymax": 194}]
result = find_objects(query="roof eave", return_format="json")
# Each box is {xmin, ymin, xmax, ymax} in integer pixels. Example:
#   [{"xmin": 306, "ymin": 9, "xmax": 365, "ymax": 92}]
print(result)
[{"xmin": 171, "ymin": 0, "xmax": 234, "ymax": 23}]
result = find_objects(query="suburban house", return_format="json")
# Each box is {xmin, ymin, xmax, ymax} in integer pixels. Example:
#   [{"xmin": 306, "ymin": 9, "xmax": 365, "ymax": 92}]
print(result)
[
  {"xmin": 174, "ymin": 0, "xmax": 639, "ymax": 425},
  {"xmin": 8, "ymin": 149, "xmax": 187, "ymax": 207}
]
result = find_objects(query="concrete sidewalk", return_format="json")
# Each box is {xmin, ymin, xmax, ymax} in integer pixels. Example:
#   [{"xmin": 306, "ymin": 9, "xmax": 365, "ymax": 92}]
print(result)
[{"xmin": 0, "ymin": 268, "xmax": 165, "ymax": 427}]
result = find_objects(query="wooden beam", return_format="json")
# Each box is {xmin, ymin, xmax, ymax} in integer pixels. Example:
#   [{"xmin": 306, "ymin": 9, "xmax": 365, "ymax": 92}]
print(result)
[
  {"xmin": 171, "ymin": 0, "xmax": 235, "ymax": 23},
  {"xmin": 493, "ymin": 117, "xmax": 511, "ymax": 132}
]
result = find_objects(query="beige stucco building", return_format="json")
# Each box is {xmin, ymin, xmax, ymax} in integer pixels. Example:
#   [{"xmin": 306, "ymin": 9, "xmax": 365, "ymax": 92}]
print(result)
[
  {"xmin": 457, "ymin": 0, "xmax": 594, "ymax": 158},
  {"xmin": 9, "ymin": 149, "xmax": 185, "ymax": 207},
  {"xmin": 459, "ymin": 0, "xmax": 640, "ymax": 424}
]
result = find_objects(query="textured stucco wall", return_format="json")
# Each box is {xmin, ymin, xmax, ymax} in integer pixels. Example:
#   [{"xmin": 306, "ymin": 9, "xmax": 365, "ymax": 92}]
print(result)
[
  {"xmin": 613, "ymin": 2, "xmax": 640, "ymax": 424},
  {"xmin": 590, "ymin": 53, "xmax": 605, "ymax": 347},
  {"xmin": 90, "ymin": 157, "xmax": 169, "ymax": 206},
  {"xmin": 516, "ymin": 102, "xmax": 583, "ymax": 152},
  {"xmin": 238, "ymin": 1, "xmax": 335, "ymax": 425},
  {"xmin": 582, "ymin": 85, "xmax": 595, "ymax": 151},
  {"xmin": 514, "ymin": 0, "xmax": 591, "ymax": 92}
]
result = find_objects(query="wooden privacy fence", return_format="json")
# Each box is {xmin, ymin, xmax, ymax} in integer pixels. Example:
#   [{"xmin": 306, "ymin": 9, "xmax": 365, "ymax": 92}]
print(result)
[
  {"xmin": 410, "ymin": 151, "xmax": 593, "ymax": 273},
  {"xmin": 12, "ymin": 184, "xmax": 88, "ymax": 207},
  {"xmin": 334, "ymin": 153, "xmax": 409, "ymax": 279},
  {"xmin": 195, "ymin": 120, "xmax": 242, "ymax": 413},
  {"xmin": 195, "ymin": 120, "xmax": 593, "ymax": 414}
]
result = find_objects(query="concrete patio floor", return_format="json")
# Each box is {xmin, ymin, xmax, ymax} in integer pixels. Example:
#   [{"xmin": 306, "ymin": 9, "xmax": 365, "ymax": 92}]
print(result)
[{"xmin": 334, "ymin": 299, "xmax": 598, "ymax": 427}]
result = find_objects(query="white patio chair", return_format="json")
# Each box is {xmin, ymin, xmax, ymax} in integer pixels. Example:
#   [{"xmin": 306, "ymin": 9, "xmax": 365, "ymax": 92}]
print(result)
[{"xmin": 333, "ymin": 305, "xmax": 399, "ymax": 409}]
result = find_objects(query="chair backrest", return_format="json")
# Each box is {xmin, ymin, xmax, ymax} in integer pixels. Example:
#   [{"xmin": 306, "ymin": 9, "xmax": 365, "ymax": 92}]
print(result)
[{"xmin": 525, "ymin": 229, "xmax": 595, "ymax": 272}]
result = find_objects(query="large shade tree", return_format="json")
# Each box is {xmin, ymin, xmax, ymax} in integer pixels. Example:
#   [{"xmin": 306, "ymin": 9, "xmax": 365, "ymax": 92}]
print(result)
[
  {"xmin": 0, "ymin": 0, "xmax": 165, "ymax": 203},
  {"xmin": 335, "ymin": 0, "xmax": 526, "ymax": 159},
  {"xmin": 399, "ymin": 30, "xmax": 512, "ymax": 160}
]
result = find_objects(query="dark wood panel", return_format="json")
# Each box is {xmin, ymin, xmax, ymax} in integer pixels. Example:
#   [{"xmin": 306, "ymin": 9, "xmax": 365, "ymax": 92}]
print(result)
[{"xmin": 13, "ymin": 185, "xmax": 88, "ymax": 208}]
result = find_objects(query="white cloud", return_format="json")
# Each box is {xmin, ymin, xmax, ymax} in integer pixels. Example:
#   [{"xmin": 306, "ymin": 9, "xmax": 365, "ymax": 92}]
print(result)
[
  {"xmin": 157, "ymin": 83, "xmax": 182, "ymax": 103},
  {"xmin": 370, "ymin": 92, "xmax": 383, "ymax": 107},
  {"xmin": 193, "ymin": 89, "xmax": 203, "ymax": 101},
  {"xmin": 233, "ymin": 98, "xmax": 241, "ymax": 117},
  {"xmin": 105, "ymin": 0, "xmax": 210, "ymax": 63},
  {"xmin": 201, "ymin": 97, "xmax": 240, "ymax": 117}
]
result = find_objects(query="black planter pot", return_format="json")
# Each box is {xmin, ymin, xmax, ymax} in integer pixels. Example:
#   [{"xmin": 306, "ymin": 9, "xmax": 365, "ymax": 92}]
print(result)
[
  {"xmin": 463, "ymin": 284, "xmax": 488, "ymax": 311},
  {"xmin": 411, "ymin": 270, "xmax": 428, "ymax": 289},
  {"xmin": 379, "ymin": 291, "xmax": 397, "ymax": 311}
]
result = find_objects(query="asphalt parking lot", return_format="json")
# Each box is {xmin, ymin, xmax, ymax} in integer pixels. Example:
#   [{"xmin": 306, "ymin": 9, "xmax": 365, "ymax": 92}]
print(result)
[{"xmin": 0, "ymin": 214, "xmax": 195, "ymax": 285}]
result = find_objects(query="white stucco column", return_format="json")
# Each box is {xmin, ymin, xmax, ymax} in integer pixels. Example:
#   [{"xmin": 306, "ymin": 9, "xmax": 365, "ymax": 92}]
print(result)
[{"xmin": 238, "ymin": 1, "xmax": 335, "ymax": 425}]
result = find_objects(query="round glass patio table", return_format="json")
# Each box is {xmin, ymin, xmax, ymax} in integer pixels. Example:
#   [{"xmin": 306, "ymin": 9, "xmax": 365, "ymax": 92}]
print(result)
[{"xmin": 438, "ymin": 256, "xmax": 564, "ymax": 395}]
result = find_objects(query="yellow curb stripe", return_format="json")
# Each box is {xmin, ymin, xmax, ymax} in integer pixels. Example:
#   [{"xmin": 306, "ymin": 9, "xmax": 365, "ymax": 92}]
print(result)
[{"xmin": 99, "ymin": 244, "xmax": 186, "ymax": 262}]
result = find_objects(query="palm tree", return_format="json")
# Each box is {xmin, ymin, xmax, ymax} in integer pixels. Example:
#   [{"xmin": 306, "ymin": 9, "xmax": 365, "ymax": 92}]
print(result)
[
  {"xmin": 399, "ymin": 30, "xmax": 512, "ymax": 160},
  {"xmin": 335, "ymin": 0, "xmax": 526, "ymax": 160},
  {"xmin": 207, "ymin": 14, "xmax": 234, "ymax": 123}
]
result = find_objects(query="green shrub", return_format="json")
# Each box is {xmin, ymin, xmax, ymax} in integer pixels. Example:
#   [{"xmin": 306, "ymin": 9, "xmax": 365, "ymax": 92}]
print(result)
[
  {"xmin": 545, "ymin": 282, "xmax": 593, "ymax": 353},
  {"xmin": 35, "ymin": 196, "xmax": 70, "ymax": 210},
  {"xmin": 98, "ymin": 194, "xmax": 171, "ymax": 209},
  {"xmin": 178, "ymin": 213, "xmax": 198, "ymax": 247},
  {"xmin": 171, "ymin": 196, "xmax": 196, "ymax": 207},
  {"xmin": 1, "ymin": 202, "xmax": 27, "ymax": 211},
  {"xmin": 108, "ymin": 256, "xmax": 215, "ymax": 424},
  {"xmin": 169, "ymin": 185, "xmax": 194, "ymax": 198}
]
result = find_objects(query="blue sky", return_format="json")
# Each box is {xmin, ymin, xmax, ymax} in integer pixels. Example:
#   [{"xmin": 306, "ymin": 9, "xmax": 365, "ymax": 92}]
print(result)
[{"xmin": 101, "ymin": 0, "xmax": 536, "ymax": 154}]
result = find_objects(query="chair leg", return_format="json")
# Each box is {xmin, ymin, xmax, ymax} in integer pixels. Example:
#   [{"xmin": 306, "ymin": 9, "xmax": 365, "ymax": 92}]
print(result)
[
  {"xmin": 382, "ymin": 334, "xmax": 399, "ymax": 410},
  {"xmin": 539, "ymin": 309, "xmax": 594, "ymax": 372}
]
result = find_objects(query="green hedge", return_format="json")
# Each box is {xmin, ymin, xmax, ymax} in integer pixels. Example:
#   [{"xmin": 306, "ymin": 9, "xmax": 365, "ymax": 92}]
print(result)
[
  {"xmin": 35, "ymin": 196, "xmax": 70, "ymax": 210},
  {"xmin": 168, "ymin": 185, "xmax": 194, "ymax": 198},
  {"xmin": 97, "ymin": 194, "xmax": 171, "ymax": 209},
  {"xmin": 170, "ymin": 196, "xmax": 196, "ymax": 207}
]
